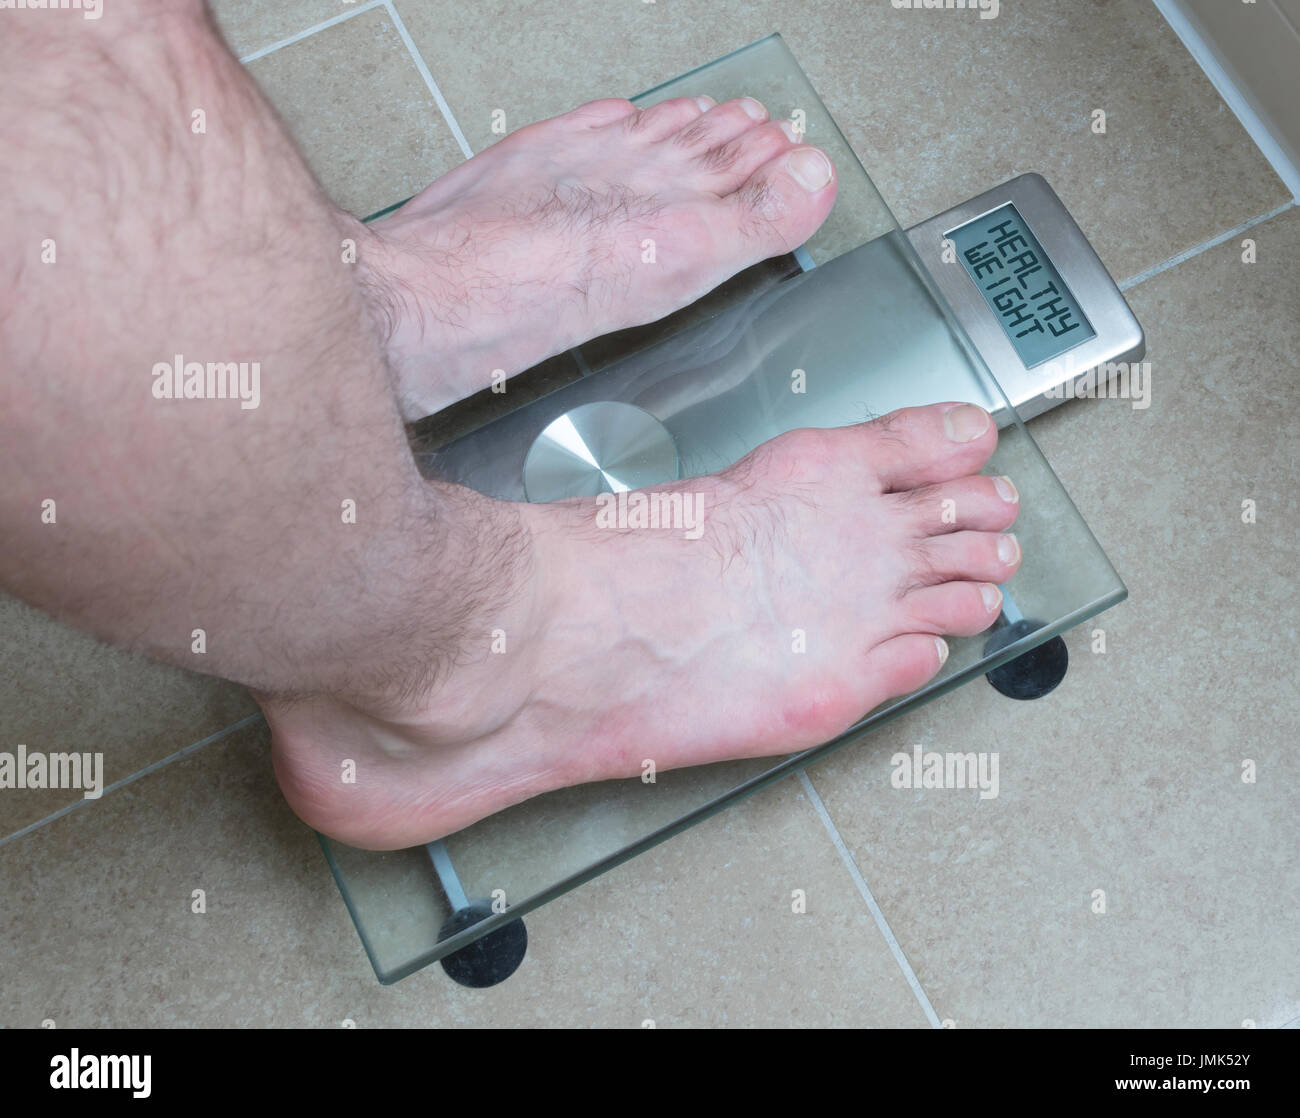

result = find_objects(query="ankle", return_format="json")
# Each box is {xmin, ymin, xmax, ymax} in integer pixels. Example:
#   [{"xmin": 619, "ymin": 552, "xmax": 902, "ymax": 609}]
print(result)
[
  {"xmin": 350, "ymin": 219, "xmax": 490, "ymax": 419},
  {"xmin": 349, "ymin": 490, "xmax": 561, "ymax": 740},
  {"xmin": 347, "ymin": 218, "xmax": 402, "ymax": 362}
]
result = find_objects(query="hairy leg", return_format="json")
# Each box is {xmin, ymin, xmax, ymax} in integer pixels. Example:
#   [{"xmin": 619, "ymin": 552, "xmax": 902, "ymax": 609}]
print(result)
[
  {"xmin": 2, "ymin": 3, "xmax": 1018, "ymax": 850},
  {"xmin": 0, "ymin": 2, "xmax": 535, "ymax": 713}
]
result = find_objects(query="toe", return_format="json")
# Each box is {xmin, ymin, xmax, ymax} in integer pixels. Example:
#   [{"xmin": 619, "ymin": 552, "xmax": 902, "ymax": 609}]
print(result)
[
  {"xmin": 716, "ymin": 144, "xmax": 837, "ymax": 260},
  {"xmin": 695, "ymin": 119, "xmax": 803, "ymax": 194},
  {"xmin": 891, "ymin": 474, "xmax": 1020, "ymax": 535},
  {"xmin": 858, "ymin": 403, "xmax": 999, "ymax": 492},
  {"xmin": 630, "ymin": 95, "xmax": 713, "ymax": 141},
  {"xmin": 908, "ymin": 530, "xmax": 1022, "ymax": 587},
  {"xmin": 859, "ymin": 633, "xmax": 950, "ymax": 707},
  {"xmin": 564, "ymin": 98, "xmax": 640, "ymax": 128},
  {"xmin": 901, "ymin": 581, "xmax": 1005, "ymax": 637},
  {"xmin": 673, "ymin": 96, "xmax": 770, "ymax": 152}
]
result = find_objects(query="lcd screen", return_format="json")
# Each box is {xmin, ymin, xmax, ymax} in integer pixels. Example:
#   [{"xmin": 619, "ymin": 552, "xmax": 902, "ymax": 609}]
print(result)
[{"xmin": 946, "ymin": 203, "xmax": 1095, "ymax": 367}]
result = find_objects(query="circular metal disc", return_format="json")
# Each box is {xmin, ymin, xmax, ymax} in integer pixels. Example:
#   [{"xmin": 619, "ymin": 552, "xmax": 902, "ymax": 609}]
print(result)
[{"xmin": 522, "ymin": 401, "xmax": 679, "ymax": 503}]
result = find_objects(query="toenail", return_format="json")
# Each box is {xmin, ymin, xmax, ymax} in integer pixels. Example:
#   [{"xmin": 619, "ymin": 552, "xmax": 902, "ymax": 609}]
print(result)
[
  {"xmin": 778, "ymin": 120, "xmax": 802, "ymax": 143},
  {"xmin": 943, "ymin": 403, "xmax": 991, "ymax": 442},
  {"xmin": 998, "ymin": 533, "xmax": 1021, "ymax": 565},
  {"xmin": 979, "ymin": 583, "xmax": 1003, "ymax": 612},
  {"xmin": 935, "ymin": 637, "xmax": 949, "ymax": 666},
  {"xmin": 788, "ymin": 148, "xmax": 832, "ymax": 191},
  {"xmin": 695, "ymin": 96, "xmax": 716, "ymax": 112},
  {"xmin": 740, "ymin": 97, "xmax": 768, "ymax": 121},
  {"xmin": 993, "ymin": 475, "xmax": 1019, "ymax": 503}
]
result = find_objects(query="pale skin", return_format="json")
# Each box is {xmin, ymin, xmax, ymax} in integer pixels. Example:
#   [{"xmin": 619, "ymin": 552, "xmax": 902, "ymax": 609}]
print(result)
[{"xmin": 1, "ymin": 2, "xmax": 1021, "ymax": 849}]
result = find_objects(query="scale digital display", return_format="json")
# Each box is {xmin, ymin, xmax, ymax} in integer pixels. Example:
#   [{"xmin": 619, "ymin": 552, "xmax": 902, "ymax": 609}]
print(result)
[{"xmin": 946, "ymin": 202, "xmax": 1096, "ymax": 368}]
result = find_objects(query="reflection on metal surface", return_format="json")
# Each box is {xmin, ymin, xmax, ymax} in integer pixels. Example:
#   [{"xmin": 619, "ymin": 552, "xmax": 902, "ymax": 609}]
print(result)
[
  {"xmin": 522, "ymin": 402, "xmax": 679, "ymax": 503},
  {"xmin": 428, "ymin": 231, "xmax": 1005, "ymax": 501}
]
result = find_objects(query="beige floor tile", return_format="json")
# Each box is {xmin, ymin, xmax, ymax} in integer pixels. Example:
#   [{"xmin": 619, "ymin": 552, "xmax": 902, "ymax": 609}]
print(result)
[
  {"xmin": 393, "ymin": 0, "xmax": 1287, "ymax": 281},
  {"xmin": 0, "ymin": 593, "xmax": 256, "ymax": 839},
  {"xmin": 245, "ymin": 5, "xmax": 465, "ymax": 218},
  {"xmin": 1, "ymin": 720, "xmax": 928, "ymax": 1028},
  {"xmin": 209, "ymin": 0, "xmax": 356, "ymax": 59},
  {"xmin": 805, "ymin": 207, "xmax": 1300, "ymax": 1028},
  {"xmin": 392, "ymin": 0, "xmax": 770, "ymax": 154},
  {"xmin": 803, "ymin": 0, "xmax": 1291, "ymax": 280}
]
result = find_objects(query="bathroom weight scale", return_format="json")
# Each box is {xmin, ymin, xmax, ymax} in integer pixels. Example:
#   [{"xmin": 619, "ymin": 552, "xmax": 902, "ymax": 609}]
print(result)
[{"xmin": 320, "ymin": 34, "xmax": 1142, "ymax": 985}]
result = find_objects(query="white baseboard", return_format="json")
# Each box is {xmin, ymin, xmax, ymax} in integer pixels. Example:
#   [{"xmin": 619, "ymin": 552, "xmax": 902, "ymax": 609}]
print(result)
[{"xmin": 1153, "ymin": 0, "xmax": 1300, "ymax": 203}]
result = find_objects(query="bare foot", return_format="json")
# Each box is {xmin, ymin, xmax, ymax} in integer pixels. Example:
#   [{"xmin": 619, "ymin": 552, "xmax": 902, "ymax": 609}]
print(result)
[
  {"xmin": 356, "ymin": 95, "xmax": 837, "ymax": 419},
  {"xmin": 264, "ymin": 403, "xmax": 1020, "ymax": 849}
]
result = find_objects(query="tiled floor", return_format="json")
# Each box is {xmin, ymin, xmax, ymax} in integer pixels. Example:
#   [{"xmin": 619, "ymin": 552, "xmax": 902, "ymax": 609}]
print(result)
[
  {"xmin": 3, "ymin": 0, "xmax": 1296, "ymax": 1026},
  {"xmin": 1, "ymin": 721, "xmax": 928, "ymax": 1027}
]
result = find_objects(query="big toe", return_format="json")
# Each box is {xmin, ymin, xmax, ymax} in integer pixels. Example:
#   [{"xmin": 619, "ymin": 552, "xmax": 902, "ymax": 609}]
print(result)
[
  {"xmin": 713, "ymin": 145, "xmax": 838, "ymax": 263},
  {"xmin": 858, "ymin": 402, "xmax": 1000, "ymax": 493}
]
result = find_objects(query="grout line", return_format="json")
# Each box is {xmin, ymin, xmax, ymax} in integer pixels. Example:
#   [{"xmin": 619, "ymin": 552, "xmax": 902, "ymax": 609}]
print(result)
[
  {"xmin": 797, "ymin": 770, "xmax": 943, "ymax": 1028},
  {"xmin": 1118, "ymin": 201, "xmax": 1295, "ymax": 292},
  {"xmin": 1153, "ymin": 0, "xmax": 1300, "ymax": 202},
  {"xmin": 0, "ymin": 712, "xmax": 264, "ymax": 851},
  {"xmin": 382, "ymin": 0, "xmax": 475, "ymax": 160},
  {"xmin": 238, "ymin": 0, "xmax": 386, "ymax": 64}
]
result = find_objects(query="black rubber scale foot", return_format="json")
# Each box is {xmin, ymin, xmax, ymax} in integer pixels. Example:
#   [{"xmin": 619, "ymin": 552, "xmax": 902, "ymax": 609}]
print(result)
[
  {"xmin": 983, "ymin": 617, "xmax": 1069, "ymax": 700},
  {"xmin": 437, "ymin": 901, "xmax": 528, "ymax": 988}
]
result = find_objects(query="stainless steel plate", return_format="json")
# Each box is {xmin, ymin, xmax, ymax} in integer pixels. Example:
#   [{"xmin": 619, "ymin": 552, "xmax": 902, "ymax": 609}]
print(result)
[{"xmin": 522, "ymin": 401, "xmax": 680, "ymax": 503}]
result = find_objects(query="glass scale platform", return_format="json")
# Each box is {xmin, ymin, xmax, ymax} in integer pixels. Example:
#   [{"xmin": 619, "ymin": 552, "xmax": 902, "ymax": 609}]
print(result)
[{"xmin": 323, "ymin": 34, "xmax": 1131, "ymax": 984}]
